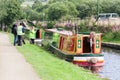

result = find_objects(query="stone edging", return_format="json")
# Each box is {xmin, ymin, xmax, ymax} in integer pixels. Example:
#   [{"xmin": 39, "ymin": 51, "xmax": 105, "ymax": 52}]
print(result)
[{"xmin": 102, "ymin": 42, "xmax": 120, "ymax": 49}]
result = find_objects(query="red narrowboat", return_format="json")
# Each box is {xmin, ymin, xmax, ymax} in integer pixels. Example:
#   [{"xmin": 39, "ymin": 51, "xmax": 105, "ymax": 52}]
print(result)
[{"xmin": 45, "ymin": 28, "xmax": 104, "ymax": 73}]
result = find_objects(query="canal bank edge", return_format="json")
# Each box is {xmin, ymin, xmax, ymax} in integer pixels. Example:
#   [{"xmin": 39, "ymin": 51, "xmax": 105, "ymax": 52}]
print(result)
[{"xmin": 102, "ymin": 42, "xmax": 120, "ymax": 49}]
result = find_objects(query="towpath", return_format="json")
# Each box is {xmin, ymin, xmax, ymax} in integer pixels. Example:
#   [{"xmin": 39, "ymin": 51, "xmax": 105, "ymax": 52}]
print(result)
[{"xmin": 0, "ymin": 32, "xmax": 41, "ymax": 80}]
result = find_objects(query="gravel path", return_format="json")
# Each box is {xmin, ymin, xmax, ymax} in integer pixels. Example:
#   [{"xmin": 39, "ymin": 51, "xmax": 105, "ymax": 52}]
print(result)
[{"xmin": 0, "ymin": 32, "xmax": 41, "ymax": 80}]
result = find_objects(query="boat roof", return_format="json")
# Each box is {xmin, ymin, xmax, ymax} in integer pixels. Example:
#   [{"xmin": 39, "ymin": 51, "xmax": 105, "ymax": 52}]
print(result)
[
  {"xmin": 45, "ymin": 29, "xmax": 73, "ymax": 36},
  {"xmin": 79, "ymin": 32, "xmax": 90, "ymax": 34},
  {"xmin": 45, "ymin": 29, "xmax": 101, "ymax": 36}
]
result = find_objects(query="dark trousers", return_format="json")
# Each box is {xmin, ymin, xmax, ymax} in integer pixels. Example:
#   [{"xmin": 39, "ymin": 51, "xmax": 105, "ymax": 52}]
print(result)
[
  {"xmin": 22, "ymin": 36, "xmax": 25, "ymax": 44},
  {"xmin": 30, "ymin": 39, "xmax": 35, "ymax": 44},
  {"xmin": 18, "ymin": 35, "xmax": 22, "ymax": 46},
  {"xmin": 14, "ymin": 35, "xmax": 18, "ymax": 46}
]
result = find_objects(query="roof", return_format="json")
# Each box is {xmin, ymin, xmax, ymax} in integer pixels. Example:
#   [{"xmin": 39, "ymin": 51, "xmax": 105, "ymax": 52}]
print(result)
[{"xmin": 45, "ymin": 29, "xmax": 73, "ymax": 36}]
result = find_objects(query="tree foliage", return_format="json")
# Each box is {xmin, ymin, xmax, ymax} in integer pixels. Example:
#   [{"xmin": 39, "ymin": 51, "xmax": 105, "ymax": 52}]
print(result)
[
  {"xmin": 28, "ymin": 10, "xmax": 40, "ymax": 21},
  {"xmin": 0, "ymin": 0, "xmax": 7, "ymax": 21},
  {"xmin": 65, "ymin": 1, "xmax": 78, "ymax": 17},
  {"xmin": 23, "ymin": 0, "xmax": 120, "ymax": 21},
  {"xmin": 0, "ymin": 0, "xmax": 23, "ymax": 28},
  {"xmin": 5, "ymin": 0, "xmax": 22, "ymax": 25},
  {"xmin": 48, "ymin": 2, "xmax": 68, "ymax": 20},
  {"xmin": 32, "ymin": 0, "xmax": 42, "ymax": 10}
]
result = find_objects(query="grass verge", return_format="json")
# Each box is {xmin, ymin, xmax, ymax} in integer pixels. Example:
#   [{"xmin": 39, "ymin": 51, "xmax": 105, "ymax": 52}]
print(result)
[
  {"xmin": 9, "ymin": 33, "xmax": 104, "ymax": 80},
  {"xmin": 102, "ymin": 31, "xmax": 120, "ymax": 43}
]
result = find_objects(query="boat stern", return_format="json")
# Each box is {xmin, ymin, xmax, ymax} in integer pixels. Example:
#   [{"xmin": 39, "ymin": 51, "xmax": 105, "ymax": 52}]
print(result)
[{"xmin": 73, "ymin": 55, "xmax": 104, "ymax": 73}]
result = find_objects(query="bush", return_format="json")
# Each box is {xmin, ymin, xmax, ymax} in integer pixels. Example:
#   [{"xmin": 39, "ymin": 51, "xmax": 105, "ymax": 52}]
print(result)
[
  {"xmin": 102, "ymin": 31, "xmax": 120, "ymax": 42},
  {"xmin": 47, "ymin": 21, "xmax": 55, "ymax": 29}
]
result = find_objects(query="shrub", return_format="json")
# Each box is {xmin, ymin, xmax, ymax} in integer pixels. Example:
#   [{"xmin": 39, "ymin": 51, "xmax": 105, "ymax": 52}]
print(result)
[{"xmin": 47, "ymin": 21, "xmax": 55, "ymax": 29}]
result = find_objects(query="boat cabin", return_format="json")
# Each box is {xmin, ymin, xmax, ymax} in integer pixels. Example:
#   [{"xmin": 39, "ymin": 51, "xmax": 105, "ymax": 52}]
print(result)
[{"xmin": 45, "ymin": 29, "xmax": 102, "ymax": 55}]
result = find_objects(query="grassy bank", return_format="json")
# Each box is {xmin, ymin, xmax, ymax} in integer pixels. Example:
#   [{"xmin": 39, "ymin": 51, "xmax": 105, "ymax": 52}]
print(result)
[
  {"xmin": 9, "ymin": 33, "xmax": 104, "ymax": 80},
  {"xmin": 102, "ymin": 31, "xmax": 120, "ymax": 43}
]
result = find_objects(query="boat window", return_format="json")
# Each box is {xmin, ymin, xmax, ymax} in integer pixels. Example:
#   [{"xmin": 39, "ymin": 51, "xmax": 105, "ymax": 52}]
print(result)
[
  {"xmin": 98, "ymin": 13, "xmax": 119, "ymax": 20},
  {"xmin": 112, "ymin": 14, "xmax": 118, "ymax": 18},
  {"xmin": 106, "ymin": 14, "xmax": 111, "ymax": 18},
  {"xmin": 98, "ymin": 14, "xmax": 106, "ymax": 19}
]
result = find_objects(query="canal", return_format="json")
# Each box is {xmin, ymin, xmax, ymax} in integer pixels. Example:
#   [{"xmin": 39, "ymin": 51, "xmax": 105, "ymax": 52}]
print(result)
[{"xmin": 99, "ymin": 47, "xmax": 120, "ymax": 80}]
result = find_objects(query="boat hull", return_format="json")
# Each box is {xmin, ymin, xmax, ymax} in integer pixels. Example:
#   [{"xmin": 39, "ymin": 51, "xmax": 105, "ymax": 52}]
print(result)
[
  {"xmin": 49, "ymin": 44, "xmax": 104, "ymax": 73},
  {"xmin": 73, "ymin": 56, "xmax": 104, "ymax": 73}
]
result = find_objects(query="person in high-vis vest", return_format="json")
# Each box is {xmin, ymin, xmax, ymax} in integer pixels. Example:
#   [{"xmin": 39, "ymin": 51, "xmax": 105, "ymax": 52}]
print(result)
[
  {"xmin": 52, "ymin": 33, "xmax": 59, "ymax": 47},
  {"xmin": 29, "ymin": 26, "xmax": 36, "ymax": 44},
  {"xmin": 17, "ymin": 23, "xmax": 24, "ymax": 46}
]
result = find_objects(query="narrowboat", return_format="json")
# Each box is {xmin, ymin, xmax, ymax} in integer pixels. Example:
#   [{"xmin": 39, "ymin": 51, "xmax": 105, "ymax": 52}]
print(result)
[{"xmin": 44, "ymin": 28, "xmax": 104, "ymax": 73}]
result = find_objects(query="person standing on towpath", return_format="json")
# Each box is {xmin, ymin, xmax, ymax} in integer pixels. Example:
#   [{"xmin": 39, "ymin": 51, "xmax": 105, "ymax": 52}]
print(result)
[
  {"xmin": 17, "ymin": 22, "xmax": 24, "ymax": 46},
  {"xmin": 11, "ymin": 24, "xmax": 18, "ymax": 46}
]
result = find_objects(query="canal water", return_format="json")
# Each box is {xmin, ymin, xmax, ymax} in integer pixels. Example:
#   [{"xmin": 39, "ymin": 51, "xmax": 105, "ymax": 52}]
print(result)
[{"xmin": 99, "ymin": 47, "xmax": 120, "ymax": 80}]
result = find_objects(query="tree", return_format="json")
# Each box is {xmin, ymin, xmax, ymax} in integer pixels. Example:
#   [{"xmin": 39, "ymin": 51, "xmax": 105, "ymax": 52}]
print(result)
[
  {"xmin": 3, "ymin": 0, "xmax": 22, "ymax": 26},
  {"xmin": 18, "ymin": 0, "xmax": 25, "ymax": 3},
  {"xmin": 28, "ymin": 10, "xmax": 40, "ymax": 21},
  {"xmin": 0, "ymin": 0, "xmax": 7, "ymax": 30},
  {"xmin": 0, "ymin": 0, "xmax": 7, "ymax": 20},
  {"xmin": 101, "ymin": 1, "xmax": 115, "ymax": 13},
  {"xmin": 65, "ymin": 1, "xmax": 78, "ymax": 17},
  {"xmin": 76, "ymin": 3, "xmax": 90, "ymax": 19},
  {"xmin": 36, "ymin": 4, "xmax": 49, "ymax": 13},
  {"xmin": 48, "ymin": 2, "xmax": 68, "ymax": 20},
  {"xmin": 32, "ymin": 0, "xmax": 42, "ymax": 10},
  {"xmin": 0, "ymin": 0, "xmax": 23, "ymax": 31},
  {"xmin": 23, "ymin": 6, "xmax": 42, "ymax": 21},
  {"xmin": 115, "ymin": 1, "xmax": 120, "ymax": 15}
]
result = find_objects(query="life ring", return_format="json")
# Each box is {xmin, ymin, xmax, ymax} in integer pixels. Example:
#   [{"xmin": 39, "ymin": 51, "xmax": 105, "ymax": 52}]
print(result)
[{"xmin": 88, "ymin": 58, "xmax": 98, "ymax": 64}]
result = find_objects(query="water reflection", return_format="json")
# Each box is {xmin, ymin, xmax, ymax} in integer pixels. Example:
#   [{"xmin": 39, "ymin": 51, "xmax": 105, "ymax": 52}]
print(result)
[{"xmin": 99, "ymin": 47, "xmax": 120, "ymax": 80}]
